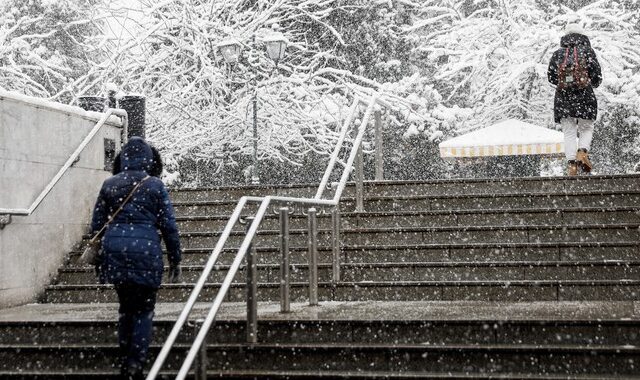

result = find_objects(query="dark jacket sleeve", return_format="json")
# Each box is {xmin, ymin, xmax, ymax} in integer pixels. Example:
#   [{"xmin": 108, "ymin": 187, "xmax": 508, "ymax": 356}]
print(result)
[
  {"xmin": 157, "ymin": 184, "xmax": 182, "ymax": 265},
  {"xmin": 588, "ymin": 48, "xmax": 602, "ymax": 88},
  {"xmin": 547, "ymin": 50, "xmax": 560, "ymax": 86},
  {"xmin": 90, "ymin": 185, "xmax": 109, "ymax": 235}
]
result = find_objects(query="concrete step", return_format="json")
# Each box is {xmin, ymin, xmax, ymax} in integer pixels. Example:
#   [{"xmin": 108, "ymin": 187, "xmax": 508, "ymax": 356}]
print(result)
[
  {"xmin": 72, "ymin": 223, "xmax": 640, "ymax": 251},
  {"xmin": 2, "ymin": 301, "xmax": 638, "ymax": 378},
  {"xmin": 162, "ymin": 343, "xmax": 640, "ymax": 376},
  {"xmin": 175, "ymin": 207, "xmax": 640, "ymax": 231},
  {"xmin": 173, "ymin": 224, "xmax": 640, "ymax": 249},
  {"xmin": 172, "ymin": 191, "xmax": 640, "ymax": 215},
  {"xmin": 65, "ymin": 242, "xmax": 640, "ymax": 267},
  {"xmin": 4, "ymin": 318, "xmax": 640, "ymax": 347},
  {"xmin": 0, "ymin": 343, "xmax": 638, "ymax": 376},
  {"xmin": 169, "ymin": 175, "xmax": 640, "ymax": 202},
  {"xmin": 3, "ymin": 301, "xmax": 639, "ymax": 341},
  {"xmin": 43, "ymin": 279, "xmax": 640, "ymax": 303},
  {"xmin": 0, "ymin": 371, "xmax": 629, "ymax": 380},
  {"xmin": 55, "ymin": 261, "xmax": 640, "ymax": 285}
]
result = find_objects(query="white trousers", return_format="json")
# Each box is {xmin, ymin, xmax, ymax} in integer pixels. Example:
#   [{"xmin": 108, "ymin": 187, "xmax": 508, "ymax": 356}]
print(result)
[{"xmin": 561, "ymin": 117, "xmax": 594, "ymax": 161}]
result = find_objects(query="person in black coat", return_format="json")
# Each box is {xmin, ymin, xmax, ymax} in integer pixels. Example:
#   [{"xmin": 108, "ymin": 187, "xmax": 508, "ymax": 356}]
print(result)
[
  {"xmin": 548, "ymin": 23, "xmax": 602, "ymax": 175},
  {"xmin": 91, "ymin": 137, "xmax": 181, "ymax": 380}
]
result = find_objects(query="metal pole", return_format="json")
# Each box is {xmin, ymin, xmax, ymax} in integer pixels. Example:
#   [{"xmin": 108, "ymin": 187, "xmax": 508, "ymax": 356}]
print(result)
[
  {"xmin": 331, "ymin": 207, "xmax": 341, "ymax": 283},
  {"xmin": 245, "ymin": 217, "xmax": 258, "ymax": 343},
  {"xmin": 147, "ymin": 198, "xmax": 252, "ymax": 380},
  {"xmin": 252, "ymin": 91, "xmax": 259, "ymax": 185},
  {"xmin": 251, "ymin": 35, "xmax": 260, "ymax": 185},
  {"xmin": 355, "ymin": 142, "xmax": 364, "ymax": 212},
  {"xmin": 279, "ymin": 207, "xmax": 290, "ymax": 313},
  {"xmin": 315, "ymin": 98, "xmax": 361, "ymax": 199},
  {"xmin": 374, "ymin": 110, "xmax": 384, "ymax": 181},
  {"xmin": 332, "ymin": 96, "xmax": 377, "ymax": 204},
  {"xmin": 194, "ymin": 319, "xmax": 207, "ymax": 380},
  {"xmin": 308, "ymin": 208, "xmax": 319, "ymax": 306}
]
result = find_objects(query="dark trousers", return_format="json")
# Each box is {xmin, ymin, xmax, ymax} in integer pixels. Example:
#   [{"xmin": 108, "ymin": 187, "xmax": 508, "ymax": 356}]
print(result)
[{"xmin": 115, "ymin": 284, "xmax": 157, "ymax": 377}]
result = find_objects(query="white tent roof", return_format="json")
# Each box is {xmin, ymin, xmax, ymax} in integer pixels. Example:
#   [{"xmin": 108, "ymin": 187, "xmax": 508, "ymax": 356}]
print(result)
[{"xmin": 439, "ymin": 119, "xmax": 564, "ymax": 158}]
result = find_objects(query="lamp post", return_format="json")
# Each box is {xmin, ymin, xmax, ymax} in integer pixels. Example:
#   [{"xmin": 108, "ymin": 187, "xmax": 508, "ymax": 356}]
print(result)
[{"xmin": 217, "ymin": 31, "xmax": 288, "ymax": 185}]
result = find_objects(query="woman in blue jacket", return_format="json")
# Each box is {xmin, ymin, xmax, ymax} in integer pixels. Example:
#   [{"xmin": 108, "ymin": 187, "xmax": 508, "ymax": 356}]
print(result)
[{"xmin": 91, "ymin": 137, "xmax": 182, "ymax": 380}]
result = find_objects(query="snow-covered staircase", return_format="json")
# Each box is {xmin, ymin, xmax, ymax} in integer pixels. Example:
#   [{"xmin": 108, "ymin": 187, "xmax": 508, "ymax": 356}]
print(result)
[{"xmin": 1, "ymin": 175, "xmax": 640, "ymax": 378}]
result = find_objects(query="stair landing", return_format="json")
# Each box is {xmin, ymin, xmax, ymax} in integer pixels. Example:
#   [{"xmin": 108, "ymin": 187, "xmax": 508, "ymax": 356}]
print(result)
[{"xmin": 1, "ymin": 300, "xmax": 638, "ymax": 323}]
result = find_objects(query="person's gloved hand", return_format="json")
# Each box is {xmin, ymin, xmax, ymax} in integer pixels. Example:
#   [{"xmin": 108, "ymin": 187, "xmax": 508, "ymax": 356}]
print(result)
[{"xmin": 168, "ymin": 264, "xmax": 182, "ymax": 284}]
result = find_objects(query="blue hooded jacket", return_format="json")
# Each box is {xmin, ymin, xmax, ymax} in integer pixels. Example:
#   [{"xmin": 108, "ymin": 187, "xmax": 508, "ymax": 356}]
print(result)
[{"xmin": 91, "ymin": 137, "xmax": 181, "ymax": 288}]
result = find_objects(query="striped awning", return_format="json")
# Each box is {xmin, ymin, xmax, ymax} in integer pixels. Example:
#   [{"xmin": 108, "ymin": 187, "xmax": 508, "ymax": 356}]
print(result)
[{"xmin": 439, "ymin": 119, "xmax": 565, "ymax": 158}]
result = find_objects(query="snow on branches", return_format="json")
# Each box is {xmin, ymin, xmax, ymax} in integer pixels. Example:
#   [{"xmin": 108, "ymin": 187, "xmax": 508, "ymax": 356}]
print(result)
[
  {"xmin": 408, "ymin": 0, "xmax": 640, "ymax": 134},
  {"xmin": 88, "ymin": 0, "xmax": 424, "ymax": 175},
  {"xmin": 0, "ymin": 0, "xmax": 106, "ymax": 100}
]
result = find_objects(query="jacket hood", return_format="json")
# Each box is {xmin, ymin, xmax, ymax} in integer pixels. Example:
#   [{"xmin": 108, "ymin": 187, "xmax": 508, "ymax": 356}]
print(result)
[
  {"xmin": 561, "ymin": 33, "xmax": 591, "ymax": 48},
  {"xmin": 120, "ymin": 137, "xmax": 153, "ymax": 172}
]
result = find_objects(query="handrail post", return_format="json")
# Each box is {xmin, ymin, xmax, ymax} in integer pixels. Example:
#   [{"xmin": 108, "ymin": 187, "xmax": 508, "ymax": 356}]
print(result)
[
  {"xmin": 355, "ymin": 142, "xmax": 364, "ymax": 212},
  {"xmin": 374, "ymin": 109, "xmax": 383, "ymax": 181},
  {"xmin": 279, "ymin": 207, "xmax": 290, "ymax": 313},
  {"xmin": 308, "ymin": 208, "xmax": 319, "ymax": 306},
  {"xmin": 245, "ymin": 217, "xmax": 258, "ymax": 343},
  {"xmin": 331, "ymin": 207, "xmax": 341, "ymax": 283},
  {"xmin": 194, "ymin": 319, "xmax": 207, "ymax": 380}
]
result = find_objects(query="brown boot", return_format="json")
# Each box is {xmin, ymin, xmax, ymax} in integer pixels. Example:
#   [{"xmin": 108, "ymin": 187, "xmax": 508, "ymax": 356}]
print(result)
[
  {"xmin": 568, "ymin": 160, "xmax": 578, "ymax": 176},
  {"xmin": 576, "ymin": 149, "xmax": 592, "ymax": 173}
]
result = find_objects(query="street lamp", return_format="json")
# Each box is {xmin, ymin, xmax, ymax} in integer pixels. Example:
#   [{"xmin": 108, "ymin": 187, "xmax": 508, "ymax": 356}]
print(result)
[
  {"xmin": 217, "ymin": 38, "xmax": 242, "ymax": 64},
  {"xmin": 263, "ymin": 31, "xmax": 288, "ymax": 65},
  {"xmin": 217, "ymin": 31, "xmax": 288, "ymax": 185}
]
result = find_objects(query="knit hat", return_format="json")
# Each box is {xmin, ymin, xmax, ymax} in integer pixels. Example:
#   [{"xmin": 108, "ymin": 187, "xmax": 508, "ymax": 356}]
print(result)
[{"xmin": 565, "ymin": 23, "xmax": 586, "ymax": 35}]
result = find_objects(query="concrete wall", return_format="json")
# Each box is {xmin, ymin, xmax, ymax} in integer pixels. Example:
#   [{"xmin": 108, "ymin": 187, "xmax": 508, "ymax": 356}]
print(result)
[{"xmin": 0, "ymin": 91, "xmax": 123, "ymax": 308}]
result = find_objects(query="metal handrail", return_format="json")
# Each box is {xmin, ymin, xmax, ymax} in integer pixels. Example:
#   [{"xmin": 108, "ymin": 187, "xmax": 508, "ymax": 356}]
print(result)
[
  {"xmin": 316, "ymin": 96, "xmax": 393, "ymax": 199},
  {"xmin": 146, "ymin": 94, "xmax": 383, "ymax": 380},
  {"xmin": 0, "ymin": 108, "xmax": 128, "ymax": 216}
]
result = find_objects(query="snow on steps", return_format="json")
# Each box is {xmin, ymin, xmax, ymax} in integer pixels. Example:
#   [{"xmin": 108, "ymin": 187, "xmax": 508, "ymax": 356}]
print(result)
[{"xmin": 9, "ymin": 174, "xmax": 640, "ymax": 378}]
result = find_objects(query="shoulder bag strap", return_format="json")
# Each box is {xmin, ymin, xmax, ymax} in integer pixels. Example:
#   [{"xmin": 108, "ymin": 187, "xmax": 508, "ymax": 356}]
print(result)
[{"xmin": 89, "ymin": 175, "xmax": 150, "ymax": 244}]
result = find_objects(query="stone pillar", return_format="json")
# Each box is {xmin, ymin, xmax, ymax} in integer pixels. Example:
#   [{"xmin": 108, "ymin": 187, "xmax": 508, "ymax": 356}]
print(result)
[{"xmin": 119, "ymin": 95, "xmax": 146, "ymax": 138}]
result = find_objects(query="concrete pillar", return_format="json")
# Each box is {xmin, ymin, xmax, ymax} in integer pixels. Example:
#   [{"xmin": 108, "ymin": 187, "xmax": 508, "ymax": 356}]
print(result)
[{"xmin": 119, "ymin": 95, "xmax": 146, "ymax": 138}]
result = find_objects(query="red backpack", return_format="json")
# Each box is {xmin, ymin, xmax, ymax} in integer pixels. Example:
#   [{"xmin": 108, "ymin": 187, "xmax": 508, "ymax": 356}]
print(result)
[{"xmin": 558, "ymin": 47, "xmax": 591, "ymax": 90}]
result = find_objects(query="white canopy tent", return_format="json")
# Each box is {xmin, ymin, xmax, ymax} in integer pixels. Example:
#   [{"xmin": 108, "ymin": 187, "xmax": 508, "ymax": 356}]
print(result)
[{"xmin": 439, "ymin": 119, "xmax": 564, "ymax": 159}]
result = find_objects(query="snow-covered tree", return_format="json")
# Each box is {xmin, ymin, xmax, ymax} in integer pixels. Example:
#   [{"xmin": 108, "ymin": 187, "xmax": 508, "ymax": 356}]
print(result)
[
  {"xmin": 0, "ymin": 0, "xmax": 105, "ymax": 100},
  {"xmin": 4, "ymin": 0, "xmax": 638, "ymax": 180},
  {"xmin": 406, "ymin": 0, "xmax": 640, "ymax": 172},
  {"xmin": 84, "ymin": 0, "xmax": 434, "ymax": 185}
]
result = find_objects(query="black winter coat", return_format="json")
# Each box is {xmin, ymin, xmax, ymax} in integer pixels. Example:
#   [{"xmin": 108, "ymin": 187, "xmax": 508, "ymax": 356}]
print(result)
[
  {"xmin": 91, "ymin": 137, "xmax": 181, "ymax": 289},
  {"xmin": 547, "ymin": 33, "xmax": 602, "ymax": 123}
]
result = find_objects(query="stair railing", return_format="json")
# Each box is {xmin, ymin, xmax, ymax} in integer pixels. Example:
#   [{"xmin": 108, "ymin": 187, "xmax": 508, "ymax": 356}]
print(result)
[
  {"xmin": 0, "ymin": 109, "xmax": 128, "ymax": 221},
  {"xmin": 146, "ymin": 93, "xmax": 390, "ymax": 380}
]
